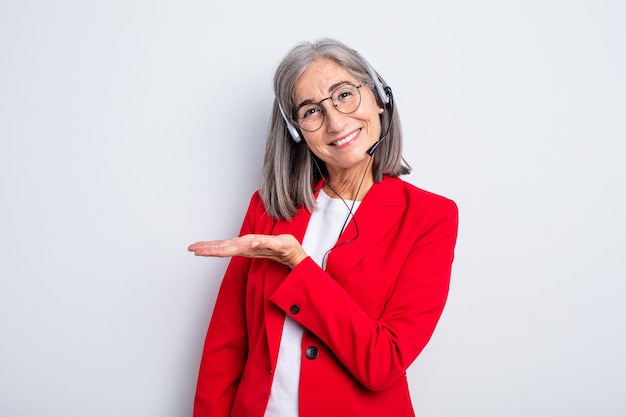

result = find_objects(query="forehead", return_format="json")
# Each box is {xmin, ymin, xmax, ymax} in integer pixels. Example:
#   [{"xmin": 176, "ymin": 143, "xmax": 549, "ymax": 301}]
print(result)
[{"xmin": 293, "ymin": 59, "xmax": 358, "ymax": 102}]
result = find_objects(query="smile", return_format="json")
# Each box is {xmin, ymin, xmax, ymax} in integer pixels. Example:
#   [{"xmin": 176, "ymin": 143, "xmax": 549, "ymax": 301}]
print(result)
[{"xmin": 330, "ymin": 129, "xmax": 360, "ymax": 147}]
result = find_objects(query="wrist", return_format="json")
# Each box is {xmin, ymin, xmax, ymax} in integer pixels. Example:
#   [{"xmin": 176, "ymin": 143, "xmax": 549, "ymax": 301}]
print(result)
[{"xmin": 287, "ymin": 250, "xmax": 308, "ymax": 269}]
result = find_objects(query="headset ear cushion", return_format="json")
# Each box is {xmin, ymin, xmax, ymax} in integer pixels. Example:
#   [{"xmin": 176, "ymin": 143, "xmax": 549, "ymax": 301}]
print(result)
[
  {"xmin": 285, "ymin": 119, "xmax": 301, "ymax": 143},
  {"xmin": 290, "ymin": 128, "xmax": 301, "ymax": 143},
  {"xmin": 277, "ymin": 101, "xmax": 302, "ymax": 142}
]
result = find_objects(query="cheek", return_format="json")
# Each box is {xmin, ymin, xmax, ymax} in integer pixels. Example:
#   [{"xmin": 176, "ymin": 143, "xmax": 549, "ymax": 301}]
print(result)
[
  {"xmin": 300, "ymin": 134, "xmax": 326, "ymax": 155},
  {"xmin": 361, "ymin": 107, "xmax": 383, "ymax": 133},
  {"xmin": 359, "ymin": 96, "xmax": 383, "ymax": 128}
]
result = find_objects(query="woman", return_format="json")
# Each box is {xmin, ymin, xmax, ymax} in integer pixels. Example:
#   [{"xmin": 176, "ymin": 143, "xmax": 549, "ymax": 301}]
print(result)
[{"xmin": 188, "ymin": 38, "xmax": 458, "ymax": 417}]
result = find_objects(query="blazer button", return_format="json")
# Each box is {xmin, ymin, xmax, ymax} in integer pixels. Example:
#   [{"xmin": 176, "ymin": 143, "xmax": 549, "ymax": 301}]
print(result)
[
  {"xmin": 305, "ymin": 346, "xmax": 319, "ymax": 360},
  {"xmin": 289, "ymin": 305, "xmax": 300, "ymax": 314}
]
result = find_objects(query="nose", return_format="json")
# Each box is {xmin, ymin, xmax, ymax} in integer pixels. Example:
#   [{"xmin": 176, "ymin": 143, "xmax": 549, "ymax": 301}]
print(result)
[{"xmin": 322, "ymin": 102, "xmax": 347, "ymax": 133}]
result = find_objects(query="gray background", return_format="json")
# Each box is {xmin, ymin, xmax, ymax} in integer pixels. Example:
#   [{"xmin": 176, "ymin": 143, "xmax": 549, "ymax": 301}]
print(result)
[{"xmin": 1, "ymin": 0, "xmax": 625, "ymax": 416}]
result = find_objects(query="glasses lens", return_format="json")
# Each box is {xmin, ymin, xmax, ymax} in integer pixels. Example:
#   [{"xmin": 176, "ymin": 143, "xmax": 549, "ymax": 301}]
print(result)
[
  {"xmin": 333, "ymin": 84, "xmax": 361, "ymax": 114},
  {"xmin": 296, "ymin": 104, "xmax": 324, "ymax": 132}
]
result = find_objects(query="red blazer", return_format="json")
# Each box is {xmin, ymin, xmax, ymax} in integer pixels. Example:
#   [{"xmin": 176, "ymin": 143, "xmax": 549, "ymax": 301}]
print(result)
[{"xmin": 194, "ymin": 176, "xmax": 458, "ymax": 417}]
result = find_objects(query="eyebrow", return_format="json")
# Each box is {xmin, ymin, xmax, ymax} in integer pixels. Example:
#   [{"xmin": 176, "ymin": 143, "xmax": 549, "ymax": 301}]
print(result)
[{"xmin": 296, "ymin": 80, "xmax": 353, "ymax": 108}]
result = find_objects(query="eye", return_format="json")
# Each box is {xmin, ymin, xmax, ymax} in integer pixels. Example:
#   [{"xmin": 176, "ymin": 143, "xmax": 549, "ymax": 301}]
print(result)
[
  {"xmin": 298, "ymin": 105, "xmax": 322, "ymax": 120},
  {"xmin": 334, "ymin": 85, "xmax": 356, "ymax": 103},
  {"xmin": 338, "ymin": 91, "xmax": 352, "ymax": 100}
]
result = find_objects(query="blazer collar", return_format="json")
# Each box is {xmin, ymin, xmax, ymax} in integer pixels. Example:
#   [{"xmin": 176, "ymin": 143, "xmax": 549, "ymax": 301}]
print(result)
[{"xmin": 271, "ymin": 175, "xmax": 405, "ymax": 279}]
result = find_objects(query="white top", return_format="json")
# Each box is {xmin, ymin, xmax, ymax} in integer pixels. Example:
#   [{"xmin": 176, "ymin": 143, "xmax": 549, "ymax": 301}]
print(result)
[{"xmin": 263, "ymin": 189, "xmax": 361, "ymax": 417}]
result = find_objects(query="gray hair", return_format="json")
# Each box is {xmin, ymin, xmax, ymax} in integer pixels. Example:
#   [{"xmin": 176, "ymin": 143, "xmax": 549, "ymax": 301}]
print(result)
[{"xmin": 260, "ymin": 38, "xmax": 411, "ymax": 220}]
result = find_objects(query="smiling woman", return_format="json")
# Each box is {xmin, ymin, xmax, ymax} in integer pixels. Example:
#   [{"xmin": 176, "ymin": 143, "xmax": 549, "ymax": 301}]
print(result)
[
  {"xmin": 265, "ymin": 39, "xmax": 409, "ymax": 220},
  {"xmin": 292, "ymin": 60, "xmax": 382, "ymax": 185},
  {"xmin": 188, "ymin": 38, "xmax": 459, "ymax": 417}
]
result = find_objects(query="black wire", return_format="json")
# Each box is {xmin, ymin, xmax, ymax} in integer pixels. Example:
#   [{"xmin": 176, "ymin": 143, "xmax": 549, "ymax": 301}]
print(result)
[{"xmin": 312, "ymin": 154, "xmax": 372, "ymax": 269}]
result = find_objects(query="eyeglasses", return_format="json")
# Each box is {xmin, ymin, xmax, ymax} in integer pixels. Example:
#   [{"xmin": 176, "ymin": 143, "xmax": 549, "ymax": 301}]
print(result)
[{"xmin": 294, "ymin": 83, "xmax": 362, "ymax": 132}]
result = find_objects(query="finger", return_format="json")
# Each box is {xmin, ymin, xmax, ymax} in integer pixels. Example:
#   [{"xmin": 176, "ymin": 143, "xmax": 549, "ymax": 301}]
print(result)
[
  {"xmin": 188, "ymin": 241, "xmax": 222, "ymax": 253},
  {"xmin": 188, "ymin": 241, "xmax": 208, "ymax": 251},
  {"xmin": 188, "ymin": 240, "xmax": 240, "ymax": 257}
]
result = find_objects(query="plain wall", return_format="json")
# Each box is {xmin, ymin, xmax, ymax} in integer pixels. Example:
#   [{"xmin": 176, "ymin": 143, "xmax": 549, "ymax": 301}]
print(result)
[{"xmin": 1, "ymin": 0, "xmax": 625, "ymax": 416}]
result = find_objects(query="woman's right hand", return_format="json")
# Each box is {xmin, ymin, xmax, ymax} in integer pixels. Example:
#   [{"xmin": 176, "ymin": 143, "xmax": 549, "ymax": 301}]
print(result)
[{"xmin": 188, "ymin": 234, "xmax": 308, "ymax": 269}]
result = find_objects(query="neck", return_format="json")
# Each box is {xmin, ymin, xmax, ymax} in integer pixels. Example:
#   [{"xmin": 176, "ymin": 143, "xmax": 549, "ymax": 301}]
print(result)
[{"xmin": 324, "ymin": 161, "xmax": 374, "ymax": 201}]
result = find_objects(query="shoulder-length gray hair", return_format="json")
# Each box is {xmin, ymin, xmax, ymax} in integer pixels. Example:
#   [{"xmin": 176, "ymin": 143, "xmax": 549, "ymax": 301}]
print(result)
[{"xmin": 260, "ymin": 38, "xmax": 411, "ymax": 220}]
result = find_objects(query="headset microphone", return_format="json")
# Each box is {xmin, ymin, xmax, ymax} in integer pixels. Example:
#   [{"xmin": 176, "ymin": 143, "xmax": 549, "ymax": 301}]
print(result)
[{"xmin": 366, "ymin": 140, "xmax": 382, "ymax": 156}]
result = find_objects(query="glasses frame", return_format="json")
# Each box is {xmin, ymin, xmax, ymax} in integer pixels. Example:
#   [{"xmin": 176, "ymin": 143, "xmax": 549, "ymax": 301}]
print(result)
[{"xmin": 293, "ymin": 83, "xmax": 363, "ymax": 132}]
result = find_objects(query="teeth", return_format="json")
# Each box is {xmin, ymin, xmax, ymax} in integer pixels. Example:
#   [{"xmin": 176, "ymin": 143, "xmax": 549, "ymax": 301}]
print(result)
[{"xmin": 333, "ymin": 130, "xmax": 359, "ymax": 146}]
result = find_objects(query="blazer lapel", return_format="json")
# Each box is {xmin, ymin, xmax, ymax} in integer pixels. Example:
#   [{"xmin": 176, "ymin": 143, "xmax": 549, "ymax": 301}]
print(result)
[{"xmin": 325, "ymin": 176, "xmax": 405, "ymax": 280}]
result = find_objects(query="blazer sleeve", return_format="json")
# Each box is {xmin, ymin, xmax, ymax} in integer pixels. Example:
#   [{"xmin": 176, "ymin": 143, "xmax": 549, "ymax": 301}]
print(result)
[
  {"xmin": 270, "ymin": 197, "xmax": 458, "ymax": 391},
  {"xmin": 193, "ymin": 194, "xmax": 261, "ymax": 417}
]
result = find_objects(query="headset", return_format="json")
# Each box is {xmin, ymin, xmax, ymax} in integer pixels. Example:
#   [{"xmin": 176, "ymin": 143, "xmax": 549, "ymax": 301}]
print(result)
[{"xmin": 277, "ymin": 51, "xmax": 393, "ymax": 152}]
